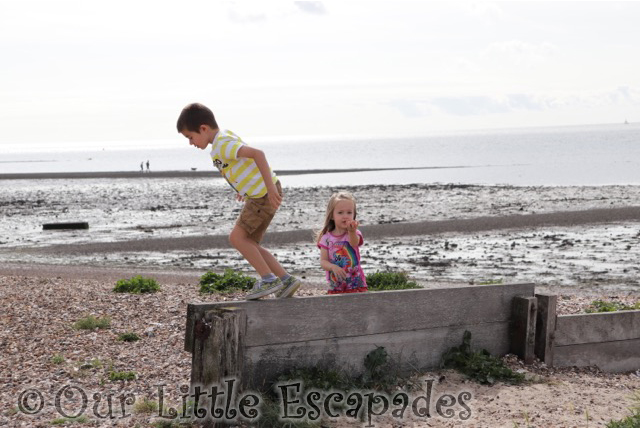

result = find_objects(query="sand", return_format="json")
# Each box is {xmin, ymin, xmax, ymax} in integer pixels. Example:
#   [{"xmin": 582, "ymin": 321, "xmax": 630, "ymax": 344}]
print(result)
[{"xmin": 1, "ymin": 175, "xmax": 640, "ymax": 427}]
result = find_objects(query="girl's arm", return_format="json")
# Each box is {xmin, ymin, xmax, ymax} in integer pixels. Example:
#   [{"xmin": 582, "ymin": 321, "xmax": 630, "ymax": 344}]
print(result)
[
  {"xmin": 347, "ymin": 220, "xmax": 360, "ymax": 248},
  {"xmin": 320, "ymin": 247, "xmax": 347, "ymax": 281}
]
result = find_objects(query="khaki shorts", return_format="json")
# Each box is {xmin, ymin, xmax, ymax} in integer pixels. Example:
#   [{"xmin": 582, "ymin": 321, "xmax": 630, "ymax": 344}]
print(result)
[{"xmin": 235, "ymin": 180, "xmax": 283, "ymax": 243}]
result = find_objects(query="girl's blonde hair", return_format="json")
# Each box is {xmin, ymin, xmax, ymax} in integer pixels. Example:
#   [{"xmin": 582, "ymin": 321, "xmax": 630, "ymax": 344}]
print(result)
[{"xmin": 315, "ymin": 192, "xmax": 357, "ymax": 243}]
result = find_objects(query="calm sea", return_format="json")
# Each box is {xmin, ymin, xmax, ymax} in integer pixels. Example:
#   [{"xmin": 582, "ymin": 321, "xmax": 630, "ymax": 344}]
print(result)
[{"xmin": 2, "ymin": 123, "xmax": 639, "ymax": 186}]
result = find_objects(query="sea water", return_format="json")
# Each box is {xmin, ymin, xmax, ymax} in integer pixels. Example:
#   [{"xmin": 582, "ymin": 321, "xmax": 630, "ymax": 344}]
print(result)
[{"xmin": 1, "ymin": 123, "xmax": 639, "ymax": 186}]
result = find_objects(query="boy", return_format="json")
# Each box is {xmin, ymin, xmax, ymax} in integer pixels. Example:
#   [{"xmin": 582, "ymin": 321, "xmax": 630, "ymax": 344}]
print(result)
[{"xmin": 177, "ymin": 103, "xmax": 301, "ymax": 300}]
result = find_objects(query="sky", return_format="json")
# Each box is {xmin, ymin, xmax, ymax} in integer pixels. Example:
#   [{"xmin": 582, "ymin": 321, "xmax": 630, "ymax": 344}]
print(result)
[{"xmin": 1, "ymin": 1, "xmax": 639, "ymax": 150}]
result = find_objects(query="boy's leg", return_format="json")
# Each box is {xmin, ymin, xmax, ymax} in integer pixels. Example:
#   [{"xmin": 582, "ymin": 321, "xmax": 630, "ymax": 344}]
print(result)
[
  {"xmin": 232, "ymin": 181, "xmax": 283, "ymax": 275},
  {"xmin": 254, "ymin": 236, "xmax": 302, "ymax": 298},
  {"xmin": 231, "ymin": 181, "xmax": 302, "ymax": 298},
  {"xmin": 255, "ymin": 245, "xmax": 301, "ymax": 298},
  {"xmin": 230, "ymin": 226, "xmax": 283, "ymax": 300},
  {"xmin": 229, "ymin": 226, "xmax": 271, "ymax": 276},
  {"xmin": 258, "ymin": 246, "xmax": 286, "ymax": 278}
]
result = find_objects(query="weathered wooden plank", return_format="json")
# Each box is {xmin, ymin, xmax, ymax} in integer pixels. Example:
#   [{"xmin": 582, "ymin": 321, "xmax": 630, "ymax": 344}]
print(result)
[
  {"xmin": 243, "ymin": 322, "xmax": 511, "ymax": 388},
  {"xmin": 185, "ymin": 283, "xmax": 534, "ymax": 351},
  {"xmin": 510, "ymin": 296, "xmax": 537, "ymax": 364},
  {"xmin": 555, "ymin": 310, "xmax": 640, "ymax": 346},
  {"xmin": 553, "ymin": 339, "xmax": 640, "ymax": 373},
  {"xmin": 534, "ymin": 293, "xmax": 557, "ymax": 365}
]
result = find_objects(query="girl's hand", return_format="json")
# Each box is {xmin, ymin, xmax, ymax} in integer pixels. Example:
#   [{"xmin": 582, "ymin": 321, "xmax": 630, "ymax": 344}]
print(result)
[
  {"xmin": 330, "ymin": 265, "xmax": 347, "ymax": 281},
  {"xmin": 347, "ymin": 220, "xmax": 359, "ymax": 232},
  {"xmin": 236, "ymin": 193, "xmax": 245, "ymax": 202}
]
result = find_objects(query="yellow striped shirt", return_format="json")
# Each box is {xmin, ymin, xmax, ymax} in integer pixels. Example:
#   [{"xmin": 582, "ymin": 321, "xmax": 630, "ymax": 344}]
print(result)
[{"xmin": 210, "ymin": 130, "xmax": 277, "ymax": 198}]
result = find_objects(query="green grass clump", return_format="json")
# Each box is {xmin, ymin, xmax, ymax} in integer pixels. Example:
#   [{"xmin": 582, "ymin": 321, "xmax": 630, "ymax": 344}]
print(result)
[
  {"xmin": 51, "ymin": 354, "xmax": 65, "ymax": 364},
  {"xmin": 255, "ymin": 398, "xmax": 321, "ymax": 428},
  {"xmin": 477, "ymin": 278, "xmax": 504, "ymax": 285},
  {"xmin": 607, "ymin": 413, "xmax": 640, "ymax": 427},
  {"xmin": 51, "ymin": 415, "xmax": 89, "ymax": 425},
  {"xmin": 80, "ymin": 358, "xmax": 104, "ymax": 370},
  {"xmin": 118, "ymin": 332, "xmax": 140, "ymax": 342},
  {"xmin": 441, "ymin": 330, "xmax": 525, "ymax": 386},
  {"xmin": 358, "ymin": 346, "xmax": 403, "ymax": 391},
  {"xmin": 73, "ymin": 315, "xmax": 111, "ymax": 330},
  {"xmin": 278, "ymin": 366, "xmax": 353, "ymax": 392},
  {"xmin": 109, "ymin": 371, "xmax": 136, "ymax": 381},
  {"xmin": 133, "ymin": 398, "xmax": 159, "ymax": 414},
  {"xmin": 587, "ymin": 299, "xmax": 640, "ymax": 313},
  {"xmin": 276, "ymin": 346, "xmax": 400, "ymax": 393},
  {"xmin": 199, "ymin": 269, "xmax": 255, "ymax": 294},
  {"xmin": 113, "ymin": 276, "xmax": 160, "ymax": 294},
  {"xmin": 607, "ymin": 391, "xmax": 640, "ymax": 427},
  {"xmin": 366, "ymin": 271, "xmax": 421, "ymax": 291}
]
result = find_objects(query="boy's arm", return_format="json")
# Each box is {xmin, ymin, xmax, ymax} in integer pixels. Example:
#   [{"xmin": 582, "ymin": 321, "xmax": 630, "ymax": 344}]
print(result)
[{"xmin": 236, "ymin": 146, "xmax": 281, "ymax": 209}]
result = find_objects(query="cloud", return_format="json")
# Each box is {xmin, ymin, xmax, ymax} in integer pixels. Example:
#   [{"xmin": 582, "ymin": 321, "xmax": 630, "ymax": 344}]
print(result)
[
  {"xmin": 506, "ymin": 94, "xmax": 546, "ymax": 111},
  {"xmin": 389, "ymin": 86, "xmax": 640, "ymax": 119},
  {"xmin": 389, "ymin": 94, "xmax": 547, "ymax": 118},
  {"xmin": 464, "ymin": 2, "xmax": 504, "ymax": 24},
  {"xmin": 387, "ymin": 100, "xmax": 428, "ymax": 118},
  {"xmin": 483, "ymin": 40, "xmax": 558, "ymax": 68},
  {"xmin": 227, "ymin": 5, "xmax": 268, "ymax": 23},
  {"xmin": 294, "ymin": 1, "xmax": 327, "ymax": 15},
  {"xmin": 549, "ymin": 87, "xmax": 640, "ymax": 109},
  {"xmin": 225, "ymin": 2, "xmax": 326, "ymax": 24},
  {"xmin": 432, "ymin": 96, "xmax": 510, "ymax": 116},
  {"xmin": 613, "ymin": 86, "xmax": 634, "ymax": 103}
]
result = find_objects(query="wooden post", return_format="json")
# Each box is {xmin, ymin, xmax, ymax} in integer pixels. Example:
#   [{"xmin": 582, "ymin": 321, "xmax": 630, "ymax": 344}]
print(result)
[
  {"xmin": 190, "ymin": 308, "xmax": 246, "ymax": 426},
  {"xmin": 184, "ymin": 303, "xmax": 197, "ymax": 353},
  {"xmin": 191, "ymin": 307, "xmax": 246, "ymax": 387},
  {"xmin": 511, "ymin": 296, "xmax": 537, "ymax": 364},
  {"xmin": 534, "ymin": 294, "xmax": 557, "ymax": 366}
]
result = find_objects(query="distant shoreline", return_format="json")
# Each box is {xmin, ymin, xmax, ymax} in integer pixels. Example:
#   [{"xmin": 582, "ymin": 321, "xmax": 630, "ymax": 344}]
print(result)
[{"xmin": 0, "ymin": 166, "xmax": 471, "ymax": 180}]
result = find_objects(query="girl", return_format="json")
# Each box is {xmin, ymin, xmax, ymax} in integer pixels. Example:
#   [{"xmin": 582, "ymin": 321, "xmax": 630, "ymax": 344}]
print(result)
[{"xmin": 316, "ymin": 192, "xmax": 368, "ymax": 294}]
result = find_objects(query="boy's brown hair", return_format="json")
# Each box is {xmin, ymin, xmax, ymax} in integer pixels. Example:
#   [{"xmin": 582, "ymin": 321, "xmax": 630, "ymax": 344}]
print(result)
[{"xmin": 176, "ymin": 103, "xmax": 218, "ymax": 133}]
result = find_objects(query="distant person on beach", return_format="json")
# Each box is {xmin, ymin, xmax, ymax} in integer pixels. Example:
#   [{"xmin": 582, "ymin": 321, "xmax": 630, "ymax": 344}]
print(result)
[
  {"xmin": 140, "ymin": 162, "xmax": 144, "ymax": 172},
  {"xmin": 146, "ymin": 160, "xmax": 150, "ymax": 172},
  {"xmin": 316, "ymin": 192, "xmax": 367, "ymax": 294},
  {"xmin": 177, "ymin": 102, "xmax": 301, "ymax": 299}
]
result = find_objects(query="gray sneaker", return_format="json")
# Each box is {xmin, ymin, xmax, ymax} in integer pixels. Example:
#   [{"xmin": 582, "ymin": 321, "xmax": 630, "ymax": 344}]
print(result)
[
  {"xmin": 246, "ymin": 278, "xmax": 284, "ymax": 300},
  {"xmin": 276, "ymin": 276, "xmax": 302, "ymax": 298}
]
